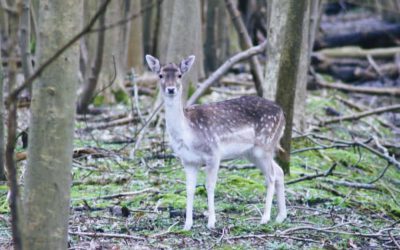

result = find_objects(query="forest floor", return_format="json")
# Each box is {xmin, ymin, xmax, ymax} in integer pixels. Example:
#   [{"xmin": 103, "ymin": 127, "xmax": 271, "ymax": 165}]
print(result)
[{"xmin": 0, "ymin": 79, "xmax": 399, "ymax": 249}]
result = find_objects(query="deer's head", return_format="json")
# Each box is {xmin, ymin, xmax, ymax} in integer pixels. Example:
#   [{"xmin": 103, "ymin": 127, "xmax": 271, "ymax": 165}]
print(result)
[{"xmin": 145, "ymin": 55, "xmax": 195, "ymax": 99}]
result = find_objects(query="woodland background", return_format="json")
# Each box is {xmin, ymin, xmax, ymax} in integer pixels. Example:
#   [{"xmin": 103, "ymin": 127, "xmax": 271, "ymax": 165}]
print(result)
[{"xmin": 0, "ymin": 0, "xmax": 399, "ymax": 249}]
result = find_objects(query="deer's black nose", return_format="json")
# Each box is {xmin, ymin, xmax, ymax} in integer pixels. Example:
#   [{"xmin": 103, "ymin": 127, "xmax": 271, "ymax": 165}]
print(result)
[{"xmin": 167, "ymin": 87, "xmax": 175, "ymax": 95}]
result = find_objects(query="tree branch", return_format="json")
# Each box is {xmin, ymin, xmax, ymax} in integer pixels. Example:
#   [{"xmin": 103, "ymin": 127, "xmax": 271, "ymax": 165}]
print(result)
[
  {"xmin": 286, "ymin": 163, "xmax": 337, "ymax": 185},
  {"xmin": 187, "ymin": 41, "xmax": 267, "ymax": 106}
]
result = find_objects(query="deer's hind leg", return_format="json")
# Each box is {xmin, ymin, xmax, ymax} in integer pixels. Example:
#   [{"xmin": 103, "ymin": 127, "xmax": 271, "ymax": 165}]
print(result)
[
  {"xmin": 247, "ymin": 147, "xmax": 276, "ymax": 224},
  {"xmin": 273, "ymin": 159, "xmax": 287, "ymax": 223}
]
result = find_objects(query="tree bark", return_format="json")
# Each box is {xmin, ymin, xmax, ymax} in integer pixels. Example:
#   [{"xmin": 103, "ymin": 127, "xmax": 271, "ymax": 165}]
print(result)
[
  {"xmin": 267, "ymin": 0, "xmax": 308, "ymax": 174},
  {"xmin": 293, "ymin": 1, "xmax": 316, "ymax": 132},
  {"xmin": 19, "ymin": 0, "xmax": 34, "ymax": 97},
  {"xmin": 23, "ymin": 0, "xmax": 82, "ymax": 249},
  {"xmin": 0, "ymin": 37, "xmax": 5, "ymax": 180},
  {"xmin": 205, "ymin": 0, "xmax": 228, "ymax": 73},
  {"xmin": 263, "ymin": 0, "xmax": 289, "ymax": 100},
  {"xmin": 77, "ymin": 0, "xmax": 106, "ymax": 114},
  {"xmin": 127, "ymin": 0, "xmax": 144, "ymax": 73},
  {"xmin": 157, "ymin": 0, "xmax": 203, "ymax": 102},
  {"xmin": 97, "ymin": 0, "xmax": 128, "ymax": 104}
]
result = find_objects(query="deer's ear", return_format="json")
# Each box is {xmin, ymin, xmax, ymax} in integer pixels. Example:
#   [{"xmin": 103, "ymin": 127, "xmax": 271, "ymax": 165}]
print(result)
[
  {"xmin": 145, "ymin": 54, "xmax": 161, "ymax": 73},
  {"xmin": 180, "ymin": 55, "xmax": 195, "ymax": 74}
]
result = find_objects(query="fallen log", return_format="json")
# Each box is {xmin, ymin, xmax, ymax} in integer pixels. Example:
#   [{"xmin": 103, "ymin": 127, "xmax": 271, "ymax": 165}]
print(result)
[
  {"xmin": 313, "ymin": 55, "xmax": 399, "ymax": 82},
  {"xmin": 315, "ymin": 74, "xmax": 400, "ymax": 97},
  {"xmin": 314, "ymin": 46, "xmax": 400, "ymax": 59},
  {"xmin": 315, "ymin": 23, "xmax": 400, "ymax": 50}
]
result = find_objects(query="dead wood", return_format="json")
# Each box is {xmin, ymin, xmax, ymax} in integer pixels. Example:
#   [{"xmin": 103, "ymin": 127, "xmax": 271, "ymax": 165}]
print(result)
[
  {"xmin": 69, "ymin": 231, "xmax": 145, "ymax": 241},
  {"xmin": 16, "ymin": 147, "xmax": 111, "ymax": 162},
  {"xmin": 84, "ymin": 115, "xmax": 140, "ymax": 131},
  {"xmin": 319, "ymin": 104, "xmax": 400, "ymax": 126},
  {"xmin": 314, "ymin": 23, "xmax": 400, "ymax": 50},
  {"xmin": 315, "ymin": 58, "xmax": 399, "ymax": 82},
  {"xmin": 315, "ymin": 74, "xmax": 400, "ymax": 97},
  {"xmin": 286, "ymin": 163, "xmax": 337, "ymax": 185},
  {"xmin": 187, "ymin": 40, "xmax": 267, "ymax": 106},
  {"xmin": 314, "ymin": 46, "xmax": 400, "ymax": 59},
  {"xmin": 323, "ymin": 180, "xmax": 378, "ymax": 190},
  {"xmin": 75, "ymin": 187, "xmax": 159, "ymax": 200}
]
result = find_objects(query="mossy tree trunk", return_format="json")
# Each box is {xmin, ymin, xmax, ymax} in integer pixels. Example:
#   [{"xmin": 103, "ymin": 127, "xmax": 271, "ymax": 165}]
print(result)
[
  {"xmin": 23, "ymin": 0, "xmax": 82, "ymax": 249},
  {"xmin": 157, "ymin": 0, "xmax": 203, "ymax": 102},
  {"xmin": 264, "ymin": 0, "xmax": 308, "ymax": 174}
]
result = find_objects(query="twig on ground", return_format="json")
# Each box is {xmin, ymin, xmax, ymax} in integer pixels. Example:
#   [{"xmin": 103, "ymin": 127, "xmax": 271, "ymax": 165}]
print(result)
[
  {"xmin": 73, "ymin": 187, "xmax": 158, "ymax": 201},
  {"xmin": 149, "ymin": 221, "xmax": 179, "ymax": 238},
  {"xmin": 389, "ymin": 230, "xmax": 400, "ymax": 249},
  {"xmin": 319, "ymin": 104, "xmax": 400, "ymax": 126},
  {"xmin": 84, "ymin": 116, "xmax": 140, "ymax": 131},
  {"xmin": 369, "ymin": 162, "xmax": 391, "ymax": 184},
  {"xmin": 220, "ymin": 164, "xmax": 255, "ymax": 169},
  {"xmin": 323, "ymin": 180, "xmax": 378, "ymax": 190},
  {"xmin": 286, "ymin": 163, "xmax": 337, "ymax": 185},
  {"xmin": 69, "ymin": 231, "xmax": 145, "ymax": 241},
  {"xmin": 315, "ymin": 74, "xmax": 400, "ymax": 97}
]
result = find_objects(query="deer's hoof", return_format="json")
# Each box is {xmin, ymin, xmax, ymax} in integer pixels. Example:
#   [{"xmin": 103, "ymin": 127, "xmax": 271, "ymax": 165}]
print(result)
[
  {"xmin": 275, "ymin": 213, "xmax": 287, "ymax": 223},
  {"xmin": 183, "ymin": 221, "xmax": 193, "ymax": 231},
  {"xmin": 260, "ymin": 216, "xmax": 270, "ymax": 225}
]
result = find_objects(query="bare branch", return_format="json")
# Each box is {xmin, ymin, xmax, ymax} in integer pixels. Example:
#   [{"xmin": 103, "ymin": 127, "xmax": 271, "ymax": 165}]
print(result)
[
  {"xmin": 286, "ymin": 163, "xmax": 337, "ymax": 185},
  {"xmin": 187, "ymin": 41, "xmax": 267, "ymax": 106}
]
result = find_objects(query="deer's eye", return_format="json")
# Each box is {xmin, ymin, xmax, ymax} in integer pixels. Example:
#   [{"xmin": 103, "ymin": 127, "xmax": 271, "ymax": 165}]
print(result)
[
  {"xmin": 178, "ymin": 74, "xmax": 182, "ymax": 78},
  {"xmin": 159, "ymin": 74, "xmax": 163, "ymax": 78}
]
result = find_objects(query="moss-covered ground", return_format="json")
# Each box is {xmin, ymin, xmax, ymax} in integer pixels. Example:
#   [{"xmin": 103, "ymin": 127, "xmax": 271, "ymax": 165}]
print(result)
[{"xmin": 0, "ymin": 90, "xmax": 399, "ymax": 249}]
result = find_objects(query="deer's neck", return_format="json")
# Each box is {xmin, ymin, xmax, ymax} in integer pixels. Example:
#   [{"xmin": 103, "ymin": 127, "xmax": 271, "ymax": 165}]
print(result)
[{"xmin": 164, "ymin": 96, "xmax": 190, "ymax": 140}]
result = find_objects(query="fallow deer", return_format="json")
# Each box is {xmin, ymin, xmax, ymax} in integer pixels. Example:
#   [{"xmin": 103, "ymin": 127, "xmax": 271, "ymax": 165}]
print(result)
[{"xmin": 145, "ymin": 55, "xmax": 287, "ymax": 230}]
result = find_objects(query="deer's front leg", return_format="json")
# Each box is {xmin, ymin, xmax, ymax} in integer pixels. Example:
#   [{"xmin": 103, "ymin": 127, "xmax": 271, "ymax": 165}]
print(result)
[
  {"xmin": 184, "ymin": 164, "xmax": 198, "ymax": 230},
  {"xmin": 205, "ymin": 158, "xmax": 220, "ymax": 229}
]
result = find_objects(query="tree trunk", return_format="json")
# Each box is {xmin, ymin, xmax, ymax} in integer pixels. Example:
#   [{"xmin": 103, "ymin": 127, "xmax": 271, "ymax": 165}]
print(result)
[
  {"xmin": 294, "ymin": 0, "xmax": 323, "ymax": 132},
  {"xmin": 23, "ymin": 0, "xmax": 82, "ymax": 249},
  {"xmin": 204, "ymin": 0, "xmax": 228, "ymax": 73},
  {"xmin": 0, "ymin": 37, "xmax": 5, "ymax": 181},
  {"xmin": 263, "ymin": 0, "xmax": 289, "ymax": 100},
  {"xmin": 127, "ymin": 0, "xmax": 144, "ymax": 73},
  {"xmin": 77, "ymin": 0, "xmax": 106, "ymax": 114},
  {"xmin": 97, "ymin": 0, "xmax": 128, "ymax": 104},
  {"xmin": 157, "ymin": 0, "xmax": 203, "ymax": 102},
  {"xmin": 266, "ymin": 0, "xmax": 308, "ymax": 174}
]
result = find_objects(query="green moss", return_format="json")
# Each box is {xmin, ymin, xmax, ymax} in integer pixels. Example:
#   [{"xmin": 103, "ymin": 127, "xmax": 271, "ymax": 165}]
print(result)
[
  {"xmin": 224, "ymin": 175, "xmax": 264, "ymax": 194},
  {"xmin": 157, "ymin": 193, "xmax": 186, "ymax": 209}
]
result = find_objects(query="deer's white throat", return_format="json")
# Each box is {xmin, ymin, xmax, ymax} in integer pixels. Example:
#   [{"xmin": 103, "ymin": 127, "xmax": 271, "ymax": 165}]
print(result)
[{"xmin": 164, "ymin": 96, "xmax": 201, "ymax": 164}]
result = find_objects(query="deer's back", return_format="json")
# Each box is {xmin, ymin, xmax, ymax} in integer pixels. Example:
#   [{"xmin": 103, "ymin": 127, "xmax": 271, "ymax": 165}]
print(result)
[{"xmin": 184, "ymin": 96, "xmax": 285, "ymax": 150}]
